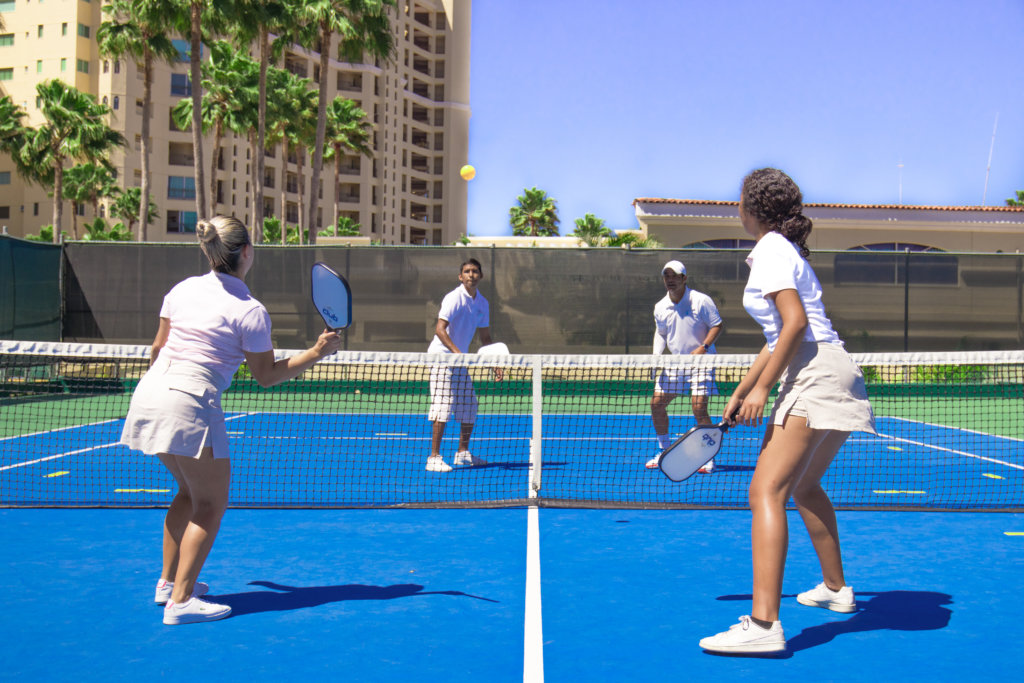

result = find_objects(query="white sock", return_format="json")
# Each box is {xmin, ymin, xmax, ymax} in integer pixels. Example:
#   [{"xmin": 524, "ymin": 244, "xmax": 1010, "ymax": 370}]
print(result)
[{"xmin": 657, "ymin": 434, "xmax": 672, "ymax": 450}]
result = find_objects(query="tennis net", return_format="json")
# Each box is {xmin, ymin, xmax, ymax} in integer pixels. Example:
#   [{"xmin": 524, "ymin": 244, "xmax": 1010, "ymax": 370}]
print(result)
[{"xmin": 2, "ymin": 341, "xmax": 1022, "ymax": 510}]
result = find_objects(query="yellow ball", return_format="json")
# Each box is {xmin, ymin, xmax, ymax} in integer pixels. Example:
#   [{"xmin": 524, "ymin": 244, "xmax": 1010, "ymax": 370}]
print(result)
[{"xmin": 460, "ymin": 164, "xmax": 476, "ymax": 181}]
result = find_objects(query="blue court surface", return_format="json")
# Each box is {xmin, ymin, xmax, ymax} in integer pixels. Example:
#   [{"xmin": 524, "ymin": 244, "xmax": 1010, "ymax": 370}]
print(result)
[{"xmin": 0, "ymin": 507, "xmax": 1020, "ymax": 681}]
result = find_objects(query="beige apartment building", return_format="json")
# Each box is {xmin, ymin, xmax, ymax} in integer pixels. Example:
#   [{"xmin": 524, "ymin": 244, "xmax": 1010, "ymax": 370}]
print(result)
[{"xmin": 0, "ymin": 0, "xmax": 471, "ymax": 245}]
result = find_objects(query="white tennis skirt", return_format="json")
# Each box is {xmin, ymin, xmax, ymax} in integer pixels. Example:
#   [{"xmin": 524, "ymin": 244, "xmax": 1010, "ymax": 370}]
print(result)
[
  {"xmin": 120, "ymin": 355, "xmax": 232, "ymax": 458},
  {"xmin": 769, "ymin": 341, "xmax": 876, "ymax": 434}
]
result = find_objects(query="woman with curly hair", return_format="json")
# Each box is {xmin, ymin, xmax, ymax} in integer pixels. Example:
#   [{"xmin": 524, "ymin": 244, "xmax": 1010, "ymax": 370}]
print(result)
[{"xmin": 699, "ymin": 169, "xmax": 875, "ymax": 654}]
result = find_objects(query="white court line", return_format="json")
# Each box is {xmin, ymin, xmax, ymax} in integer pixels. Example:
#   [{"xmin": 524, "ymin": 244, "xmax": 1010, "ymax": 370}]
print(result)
[
  {"xmin": 877, "ymin": 432, "xmax": 1024, "ymax": 471},
  {"xmin": 0, "ymin": 441, "xmax": 122, "ymax": 471},
  {"xmin": 882, "ymin": 415, "xmax": 1024, "ymax": 443},
  {"xmin": 523, "ymin": 505, "xmax": 543, "ymax": 683},
  {"xmin": 0, "ymin": 418, "xmax": 122, "ymax": 443},
  {"xmin": 1, "ymin": 413, "xmax": 253, "ymax": 472}
]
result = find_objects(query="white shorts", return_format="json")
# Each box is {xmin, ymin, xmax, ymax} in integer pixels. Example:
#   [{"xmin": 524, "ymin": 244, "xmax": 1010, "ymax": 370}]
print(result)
[
  {"xmin": 770, "ymin": 342, "xmax": 876, "ymax": 433},
  {"xmin": 654, "ymin": 368, "xmax": 718, "ymax": 397},
  {"xmin": 120, "ymin": 356, "xmax": 231, "ymax": 458},
  {"xmin": 428, "ymin": 365, "xmax": 478, "ymax": 423}
]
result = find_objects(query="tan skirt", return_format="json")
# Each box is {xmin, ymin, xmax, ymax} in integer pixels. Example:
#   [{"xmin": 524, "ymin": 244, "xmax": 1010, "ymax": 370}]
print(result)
[
  {"xmin": 120, "ymin": 355, "xmax": 232, "ymax": 458},
  {"xmin": 769, "ymin": 341, "xmax": 876, "ymax": 434}
]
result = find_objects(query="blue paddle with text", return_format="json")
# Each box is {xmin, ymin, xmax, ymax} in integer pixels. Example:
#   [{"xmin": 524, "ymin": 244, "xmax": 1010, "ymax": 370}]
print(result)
[
  {"xmin": 311, "ymin": 262, "xmax": 352, "ymax": 331},
  {"xmin": 658, "ymin": 420, "xmax": 730, "ymax": 482}
]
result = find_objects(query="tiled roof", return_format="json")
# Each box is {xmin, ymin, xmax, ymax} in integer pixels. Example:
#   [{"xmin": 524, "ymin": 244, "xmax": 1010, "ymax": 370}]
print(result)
[{"xmin": 633, "ymin": 198, "xmax": 1024, "ymax": 213}]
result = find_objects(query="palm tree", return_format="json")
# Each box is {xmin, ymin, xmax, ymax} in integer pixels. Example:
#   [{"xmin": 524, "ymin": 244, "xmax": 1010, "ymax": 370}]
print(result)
[
  {"xmin": 605, "ymin": 231, "xmax": 663, "ymax": 248},
  {"xmin": 323, "ymin": 96, "xmax": 371, "ymax": 234},
  {"xmin": 1, "ymin": 96, "xmax": 55, "ymax": 200},
  {"xmin": 288, "ymin": 83, "xmax": 319, "ymax": 243},
  {"xmin": 170, "ymin": 0, "xmax": 231, "ymax": 218},
  {"xmin": 572, "ymin": 213, "xmax": 612, "ymax": 246},
  {"xmin": 30, "ymin": 81, "xmax": 126, "ymax": 242},
  {"xmin": 98, "ymin": 0, "xmax": 181, "ymax": 241},
  {"xmin": 264, "ymin": 68, "xmax": 315, "ymax": 244},
  {"xmin": 110, "ymin": 187, "xmax": 160, "ymax": 237},
  {"xmin": 63, "ymin": 163, "xmax": 121, "ymax": 240},
  {"xmin": 172, "ymin": 41, "xmax": 258, "ymax": 215},
  {"xmin": 0, "ymin": 96, "xmax": 27, "ymax": 158},
  {"xmin": 1007, "ymin": 191, "xmax": 1024, "ymax": 207},
  {"xmin": 226, "ymin": 0, "xmax": 296, "ymax": 241},
  {"xmin": 510, "ymin": 187, "xmax": 560, "ymax": 237},
  {"xmin": 294, "ymin": 0, "xmax": 395, "ymax": 244}
]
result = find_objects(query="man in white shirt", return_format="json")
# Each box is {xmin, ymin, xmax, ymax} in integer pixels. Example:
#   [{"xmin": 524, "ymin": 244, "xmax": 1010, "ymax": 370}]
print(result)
[
  {"xmin": 425, "ymin": 258, "xmax": 500, "ymax": 473},
  {"xmin": 648, "ymin": 260, "xmax": 724, "ymax": 472}
]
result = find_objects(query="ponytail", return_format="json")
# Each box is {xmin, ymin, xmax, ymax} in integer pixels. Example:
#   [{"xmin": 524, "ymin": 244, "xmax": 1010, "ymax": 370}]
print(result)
[
  {"xmin": 196, "ymin": 215, "xmax": 251, "ymax": 274},
  {"xmin": 741, "ymin": 168, "xmax": 812, "ymax": 257}
]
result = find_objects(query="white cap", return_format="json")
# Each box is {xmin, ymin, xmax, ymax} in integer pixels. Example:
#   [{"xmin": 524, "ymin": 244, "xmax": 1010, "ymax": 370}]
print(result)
[{"xmin": 662, "ymin": 260, "xmax": 686, "ymax": 275}]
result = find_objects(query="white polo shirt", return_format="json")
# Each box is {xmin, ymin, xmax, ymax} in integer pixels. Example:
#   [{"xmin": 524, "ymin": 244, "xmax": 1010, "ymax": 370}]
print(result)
[
  {"xmin": 743, "ymin": 231, "xmax": 841, "ymax": 352},
  {"xmin": 158, "ymin": 271, "xmax": 273, "ymax": 385},
  {"xmin": 428, "ymin": 283, "xmax": 489, "ymax": 353},
  {"xmin": 653, "ymin": 288, "xmax": 722, "ymax": 355}
]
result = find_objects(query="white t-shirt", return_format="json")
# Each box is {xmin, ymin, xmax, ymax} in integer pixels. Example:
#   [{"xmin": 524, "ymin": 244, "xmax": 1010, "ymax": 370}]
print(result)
[
  {"xmin": 653, "ymin": 288, "xmax": 722, "ymax": 355},
  {"xmin": 158, "ymin": 271, "xmax": 273, "ymax": 385},
  {"xmin": 743, "ymin": 231, "xmax": 841, "ymax": 352},
  {"xmin": 427, "ymin": 283, "xmax": 490, "ymax": 353}
]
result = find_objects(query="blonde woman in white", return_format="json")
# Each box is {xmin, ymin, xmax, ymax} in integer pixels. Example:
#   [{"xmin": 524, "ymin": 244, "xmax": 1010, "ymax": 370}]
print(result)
[{"xmin": 121, "ymin": 216, "xmax": 341, "ymax": 625}]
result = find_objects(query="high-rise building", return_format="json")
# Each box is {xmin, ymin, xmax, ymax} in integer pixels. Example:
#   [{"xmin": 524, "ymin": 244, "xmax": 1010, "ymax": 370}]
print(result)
[{"xmin": 0, "ymin": 0, "xmax": 471, "ymax": 245}]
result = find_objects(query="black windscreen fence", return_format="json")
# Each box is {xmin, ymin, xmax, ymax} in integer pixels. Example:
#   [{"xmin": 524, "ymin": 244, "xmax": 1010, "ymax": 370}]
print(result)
[{"xmin": 58, "ymin": 244, "xmax": 1024, "ymax": 353}]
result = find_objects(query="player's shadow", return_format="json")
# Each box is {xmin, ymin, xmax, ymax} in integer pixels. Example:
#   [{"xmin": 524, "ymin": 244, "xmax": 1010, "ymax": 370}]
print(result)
[
  {"xmin": 213, "ymin": 580, "xmax": 499, "ymax": 617},
  {"xmin": 714, "ymin": 590, "xmax": 952, "ymax": 655},
  {"xmin": 490, "ymin": 461, "xmax": 565, "ymax": 471}
]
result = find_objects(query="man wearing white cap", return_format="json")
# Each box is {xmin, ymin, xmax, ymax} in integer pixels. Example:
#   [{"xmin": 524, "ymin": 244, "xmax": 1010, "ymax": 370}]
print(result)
[{"xmin": 648, "ymin": 259, "xmax": 724, "ymax": 472}]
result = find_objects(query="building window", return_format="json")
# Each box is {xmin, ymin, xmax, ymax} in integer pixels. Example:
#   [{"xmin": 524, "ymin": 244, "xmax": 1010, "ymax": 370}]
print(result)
[
  {"xmin": 113, "ymin": 60, "xmax": 120, "ymax": 74},
  {"xmin": 172, "ymin": 39, "xmax": 190, "ymax": 62},
  {"xmin": 0, "ymin": 171, "xmax": 10, "ymax": 184},
  {"xmin": 38, "ymin": 25, "xmax": 44, "ymax": 38},
  {"xmin": 112, "ymin": 96, "xmax": 119, "ymax": 109},
  {"xmin": 0, "ymin": 33, "xmax": 14, "ymax": 47},
  {"xmin": 170, "ymin": 73, "xmax": 191, "ymax": 96},
  {"xmin": 76, "ymin": 59, "xmax": 89, "ymax": 74},
  {"xmin": 36, "ymin": 60, "xmax": 42, "ymax": 73},
  {"xmin": 167, "ymin": 176, "xmax": 196, "ymax": 200},
  {"xmin": 77, "ymin": 24, "xmax": 90, "ymax": 39},
  {"xmin": 0, "ymin": 1, "xmax": 14, "ymax": 12},
  {"xmin": 167, "ymin": 210, "xmax": 198, "ymax": 233},
  {"xmin": 60, "ymin": 58, "xmax": 66, "ymax": 72},
  {"xmin": 0, "ymin": 68, "xmax": 12, "ymax": 81},
  {"xmin": 62, "ymin": 23, "xmax": 68, "ymax": 37},
  {"xmin": 0, "ymin": 206, "xmax": 9, "ymax": 219},
  {"xmin": 33, "ymin": 202, "xmax": 39, "ymax": 216},
  {"xmin": 103, "ymin": 60, "xmax": 108, "ymax": 73}
]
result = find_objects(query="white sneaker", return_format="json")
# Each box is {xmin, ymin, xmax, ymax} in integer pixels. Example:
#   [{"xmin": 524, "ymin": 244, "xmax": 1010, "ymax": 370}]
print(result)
[
  {"xmin": 645, "ymin": 453, "xmax": 660, "ymax": 469},
  {"xmin": 453, "ymin": 450, "xmax": 487, "ymax": 467},
  {"xmin": 698, "ymin": 458, "xmax": 715, "ymax": 474},
  {"xmin": 699, "ymin": 615, "xmax": 785, "ymax": 654},
  {"xmin": 163, "ymin": 596, "xmax": 231, "ymax": 625},
  {"xmin": 797, "ymin": 582, "xmax": 856, "ymax": 613},
  {"xmin": 425, "ymin": 455, "xmax": 453, "ymax": 472},
  {"xmin": 155, "ymin": 579, "xmax": 208, "ymax": 605}
]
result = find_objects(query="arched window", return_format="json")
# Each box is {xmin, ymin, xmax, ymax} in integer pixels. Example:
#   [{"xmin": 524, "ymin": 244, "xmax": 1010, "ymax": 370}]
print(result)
[
  {"xmin": 682, "ymin": 238, "xmax": 757, "ymax": 250},
  {"xmin": 835, "ymin": 243, "xmax": 958, "ymax": 285}
]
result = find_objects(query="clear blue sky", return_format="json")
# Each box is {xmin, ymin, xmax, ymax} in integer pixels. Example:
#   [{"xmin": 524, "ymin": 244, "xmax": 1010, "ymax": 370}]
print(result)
[{"xmin": 466, "ymin": 0, "xmax": 1024, "ymax": 236}]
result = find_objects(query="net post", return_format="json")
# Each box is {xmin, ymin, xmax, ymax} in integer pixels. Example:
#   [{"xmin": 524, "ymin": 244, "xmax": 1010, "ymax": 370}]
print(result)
[{"xmin": 529, "ymin": 356, "xmax": 543, "ymax": 499}]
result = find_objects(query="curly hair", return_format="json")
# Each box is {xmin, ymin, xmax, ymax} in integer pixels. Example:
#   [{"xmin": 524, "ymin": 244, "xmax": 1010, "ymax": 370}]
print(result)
[
  {"xmin": 196, "ymin": 215, "xmax": 252, "ymax": 274},
  {"xmin": 740, "ymin": 168, "xmax": 812, "ymax": 257}
]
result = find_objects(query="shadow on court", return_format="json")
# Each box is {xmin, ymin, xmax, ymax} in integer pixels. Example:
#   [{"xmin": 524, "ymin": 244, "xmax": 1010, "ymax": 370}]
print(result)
[
  {"xmin": 715, "ymin": 590, "xmax": 953, "ymax": 654},
  {"xmin": 215, "ymin": 580, "xmax": 499, "ymax": 617}
]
